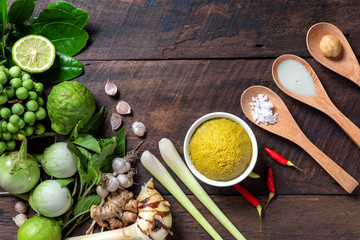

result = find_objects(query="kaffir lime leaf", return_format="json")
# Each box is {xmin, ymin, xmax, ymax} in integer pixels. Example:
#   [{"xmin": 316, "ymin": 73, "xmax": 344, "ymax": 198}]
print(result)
[
  {"xmin": 47, "ymin": 81, "xmax": 95, "ymax": 135},
  {"xmin": 12, "ymin": 35, "xmax": 56, "ymax": 73}
]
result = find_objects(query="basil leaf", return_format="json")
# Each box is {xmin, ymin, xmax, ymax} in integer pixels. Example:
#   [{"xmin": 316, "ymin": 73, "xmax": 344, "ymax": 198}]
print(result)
[
  {"xmin": 100, "ymin": 156, "xmax": 115, "ymax": 173},
  {"xmin": 40, "ymin": 22, "xmax": 88, "ymax": 56},
  {"xmin": 80, "ymin": 107, "xmax": 107, "ymax": 135},
  {"xmin": 73, "ymin": 133, "xmax": 101, "ymax": 154},
  {"xmin": 87, "ymin": 162, "xmax": 102, "ymax": 185},
  {"xmin": 113, "ymin": 126, "xmax": 126, "ymax": 157},
  {"xmin": 68, "ymin": 143, "xmax": 88, "ymax": 172},
  {"xmin": 47, "ymin": 1, "xmax": 88, "ymax": 28},
  {"xmin": 0, "ymin": 0, "xmax": 7, "ymax": 26},
  {"xmin": 37, "ymin": 8, "xmax": 79, "ymax": 26},
  {"xmin": 73, "ymin": 195, "xmax": 101, "ymax": 217},
  {"xmin": 34, "ymin": 51, "xmax": 83, "ymax": 83},
  {"xmin": 8, "ymin": 0, "xmax": 35, "ymax": 24},
  {"xmin": 69, "ymin": 120, "xmax": 84, "ymax": 140},
  {"xmin": 56, "ymin": 178, "xmax": 75, "ymax": 187},
  {"xmin": 91, "ymin": 137, "xmax": 117, "ymax": 167}
]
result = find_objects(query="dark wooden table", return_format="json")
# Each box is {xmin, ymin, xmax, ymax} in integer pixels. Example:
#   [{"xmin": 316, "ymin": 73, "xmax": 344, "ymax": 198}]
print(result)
[{"xmin": 1, "ymin": 0, "xmax": 360, "ymax": 239}]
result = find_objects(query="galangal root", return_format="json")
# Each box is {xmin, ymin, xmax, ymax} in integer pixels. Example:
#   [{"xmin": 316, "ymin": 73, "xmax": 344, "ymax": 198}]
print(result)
[
  {"xmin": 91, "ymin": 188, "xmax": 138, "ymax": 230},
  {"xmin": 65, "ymin": 178, "xmax": 172, "ymax": 240}
]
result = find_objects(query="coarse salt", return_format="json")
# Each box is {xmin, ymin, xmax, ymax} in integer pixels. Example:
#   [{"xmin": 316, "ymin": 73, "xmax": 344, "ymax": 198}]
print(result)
[{"xmin": 249, "ymin": 94, "xmax": 278, "ymax": 125}]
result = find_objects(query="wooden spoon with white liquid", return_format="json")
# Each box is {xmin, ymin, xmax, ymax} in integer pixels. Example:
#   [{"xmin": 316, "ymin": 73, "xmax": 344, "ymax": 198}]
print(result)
[
  {"xmin": 306, "ymin": 22, "xmax": 360, "ymax": 87},
  {"xmin": 241, "ymin": 86, "xmax": 358, "ymax": 193},
  {"xmin": 272, "ymin": 54, "xmax": 360, "ymax": 148}
]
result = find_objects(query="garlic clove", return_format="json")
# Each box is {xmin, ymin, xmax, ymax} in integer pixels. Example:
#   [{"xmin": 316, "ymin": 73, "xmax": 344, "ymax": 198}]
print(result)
[
  {"xmin": 13, "ymin": 214, "xmax": 27, "ymax": 227},
  {"xmin": 116, "ymin": 101, "xmax": 131, "ymax": 115},
  {"xmin": 15, "ymin": 201, "xmax": 27, "ymax": 214},
  {"xmin": 117, "ymin": 174, "xmax": 133, "ymax": 188},
  {"xmin": 105, "ymin": 79, "xmax": 118, "ymax": 96},
  {"xmin": 132, "ymin": 122, "xmax": 147, "ymax": 137},
  {"xmin": 96, "ymin": 185, "xmax": 109, "ymax": 200},
  {"xmin": 110, "ymin": 113, "xmax": 122, "ymax": 130}
]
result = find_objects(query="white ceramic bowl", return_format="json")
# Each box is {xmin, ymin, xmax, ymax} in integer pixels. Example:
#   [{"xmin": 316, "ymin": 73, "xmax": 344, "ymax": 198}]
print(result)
[{"xmin": 183, "ymin": 112, "xmax": 258, "ymax": 187}]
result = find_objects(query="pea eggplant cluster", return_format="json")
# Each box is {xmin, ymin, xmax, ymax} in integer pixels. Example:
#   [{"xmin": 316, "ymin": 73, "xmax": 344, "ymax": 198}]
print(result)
[{"xmin": 0, "ymin": 65, "xmax": 46, "ymax": 153}]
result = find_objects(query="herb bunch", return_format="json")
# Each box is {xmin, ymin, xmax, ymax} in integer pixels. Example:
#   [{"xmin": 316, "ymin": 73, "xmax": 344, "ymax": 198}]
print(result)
[{"xmin": 0, "ymin": 0, "xmax": 89, "ymax": 83}]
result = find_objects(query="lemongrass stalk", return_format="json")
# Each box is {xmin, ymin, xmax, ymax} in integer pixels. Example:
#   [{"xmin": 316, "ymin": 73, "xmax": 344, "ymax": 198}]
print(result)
[
  {"xmin": 159, "ymin": 138, "xmax": 246, "ymax": 240},
  {"xmin": 141, "ymin": 151, "xmax": 223, "ymax": 240}
]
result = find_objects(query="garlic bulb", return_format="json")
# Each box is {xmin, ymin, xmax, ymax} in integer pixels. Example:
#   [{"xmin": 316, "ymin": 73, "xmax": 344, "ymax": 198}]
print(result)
[
  {"xmin": 13, "ymin": 214, "xmax": 27, "ymax": 227},
  {"xmin": 112, "ymin": 157, "xmax": 131, "ymax": 174},
  {"xmin": 132, "ymin": 122, "xmax": 147, "ymax": 137},
  {"xmin": 110, "ymin": 113, "xmax": 122, "ymax": 130},
  {"xmin": 116, "ymin": 101, "xmax": 131, "ymax": 115},
  {"xmin": 117, "ymin": 173, "xmax": 134, "ymax": 188},
  {"xmin": 105, "ymin": 80, "xmax": 118, "ymax": 96},
  {"xmin": 15, "ymin": 201, "xmax": 27, "ymax": 214},
  {"xmin": 96, "ymin": 185, "xmax": 109, "ymax": 199}
]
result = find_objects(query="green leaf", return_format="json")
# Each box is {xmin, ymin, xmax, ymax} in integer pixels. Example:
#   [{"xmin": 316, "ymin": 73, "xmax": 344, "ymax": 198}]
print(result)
[
  {"xmin": 113, "ymin": 127, "xmax": 126, "ymax": 157},
  {"xmin": 40, "ymin": 22, "xmax": 88, "ymax": 56},
  {"xmin": 73, "ymin": 194, "xmax": 101, "ymax": 218},
  {"xmin": 68, "ymin": 143, "xmax": 88, "ymax": 172},
  {"xmin": 13, "ymin": 193, "xmax": 30, "ymax": 201},
  {"xmin": 73, "ymin": 133, "xmax": 101, "ymax": 154},
  {"xmin": 69, "ymin": 120, "xmax": 84, "ymax": 140},
  {"xmin": 8, "ymin": 0, "xmax": 35, "ymax": 24},
  {"xmin": 29, "ymin": 132, "xmax": 57, "ymax": 139},
  {"xmin": 47, "ymin": 1, "xmax": 89, "ymax": 28},
  {"xmin": 91, "ymin": 137, "xmax": 117, "ymax": 167},
  {"xmin": 37, "ymin": 8, "xmax": 79, "ymax": 26},
  {"xmin": 34, "ymin": 51, "xmax": 83, "ymax": 83},
  {"xmin": 80, "ymin": 107, "xmax": 107, "ymax": 135},
  {"xmin": 56, "ymin": 178, "xmax": 75, "ymax": 187},
  {"xmin": 87, "ymin": 162, "xmax": 102, "ymax": 185},
  {"xmin": 77, "ymin": 146, "xmax": 93, "ymax": 160},
  {"xmin": 0, "ymin": 0, "xmax": 8, "ymax": 26},
  {"xmin": 100, "ymin": 155, "xmax": 115, "ymax": 173}
]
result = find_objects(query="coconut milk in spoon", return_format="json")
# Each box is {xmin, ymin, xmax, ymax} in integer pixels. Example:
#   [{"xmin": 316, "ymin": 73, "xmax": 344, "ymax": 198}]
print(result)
[{"xmin": 277, "ymin": 59, "xmax": 317, "ymax": 97}]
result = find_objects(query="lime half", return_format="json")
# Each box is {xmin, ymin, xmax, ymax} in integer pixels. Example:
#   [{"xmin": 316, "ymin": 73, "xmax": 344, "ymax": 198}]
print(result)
[{"xmin": 12, "ymin": 35, "xmax": 56, "ymax": 73}]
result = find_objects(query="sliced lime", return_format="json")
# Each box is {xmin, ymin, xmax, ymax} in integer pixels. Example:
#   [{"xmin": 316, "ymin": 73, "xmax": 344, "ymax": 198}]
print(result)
[{"xmin": 12, "ymin": 35, "xmax": 56, "ymax": 73}]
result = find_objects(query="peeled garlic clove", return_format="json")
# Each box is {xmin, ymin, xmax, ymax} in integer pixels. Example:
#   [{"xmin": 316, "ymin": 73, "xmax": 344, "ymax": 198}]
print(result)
[
  {"xmin": 132, "ymin": 122, "xmax": 147, "ymax": 137},
  {"xmin": 105, "ymin": 79, "xmax": 118, "ymax": 96},
  {"xmin": 116, "ymin": 100, "xmax": 131, "ymax": 115},
  {"xmin": 110, "ymin": 113, "xmax": 122, "ymax": 130},
  {"xmin": 13, "ymin": 214, "xmax": 27, "ymax": 227}
]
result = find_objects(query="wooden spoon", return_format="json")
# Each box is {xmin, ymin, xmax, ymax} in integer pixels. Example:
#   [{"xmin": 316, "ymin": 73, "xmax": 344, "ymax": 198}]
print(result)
[
  {"xmin": 306, "ymin": 22, "xmax": 360, "ymax": 86},
  {"xmin": 272, "ymin": 54, "xmax": 360, "ymax": 148},
  {"xmin": 240, "ymin": 86, "xmax": 358, "ymax": 193}
]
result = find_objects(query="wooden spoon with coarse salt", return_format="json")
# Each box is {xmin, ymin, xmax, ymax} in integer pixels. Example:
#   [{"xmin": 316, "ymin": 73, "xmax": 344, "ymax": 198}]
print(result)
[
  {"xmin": 240, "ymin": 86, "xmax": 358, "ymax": 193},
  {"xmin": 306, "ymin": 22, "xmax": 360, "ymax": 87},
  {"xmin": 272, "ymin": 54, "xmax": 360, "ymax": 149}
]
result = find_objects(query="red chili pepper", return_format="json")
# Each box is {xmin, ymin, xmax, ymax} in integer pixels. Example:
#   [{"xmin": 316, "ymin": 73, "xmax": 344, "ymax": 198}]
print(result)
[
  {"xmin": 264, "ymin": 147, "xmax": 303, "ymax": 171},
  {"xmin": 234, "ymin": 184, "xmax": 262, "ymax": 232},
  {"xmin": 264, "ymin": 168, "xmax": 275, "ymax": 210}
]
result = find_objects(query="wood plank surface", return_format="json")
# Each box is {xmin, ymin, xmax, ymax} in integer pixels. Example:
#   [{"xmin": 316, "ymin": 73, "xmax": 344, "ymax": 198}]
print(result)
[
  {"xmin": 27, "ymin": 0, "xmax": 360, "ymax": 60},
  {"xmin": 1, "ymin": 0, "xmax": 360, "ymax": 239},
  {"xmin": 1, "ymin": 194, "xmax": 360, "ymax": 239},
  {"xmin": 75, "ymin": 59, "xmax": 360, "ymax": 195}
]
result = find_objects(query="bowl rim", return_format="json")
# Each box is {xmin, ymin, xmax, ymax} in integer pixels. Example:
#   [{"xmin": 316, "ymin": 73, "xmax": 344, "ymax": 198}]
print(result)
[{"xmin": 183, "ymin": 112, "xmax": 258, "ymax": 187}]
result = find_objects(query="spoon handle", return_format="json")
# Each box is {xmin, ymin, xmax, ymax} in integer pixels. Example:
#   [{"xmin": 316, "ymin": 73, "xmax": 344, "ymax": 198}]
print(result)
[
  {"xmin": 298, "ymin": 136, "xmax": 358, "ymax": 193},
  {"xmin": 326, "ymin": 105, "xmax": 360, "ymax": 148}
]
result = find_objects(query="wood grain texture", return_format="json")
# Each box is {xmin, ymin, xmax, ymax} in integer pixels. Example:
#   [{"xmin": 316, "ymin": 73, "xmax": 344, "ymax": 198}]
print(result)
[
  {"xmin": 57, "ymin": 59, "xmax": 359, "ymax": 195},
  {"xmin": 1, "ymin": 195, "xmax": 360, "ymax": 239},
  {"xmin": 15, "ymin": 0, "xmax": 360, "ymax": 60}
]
